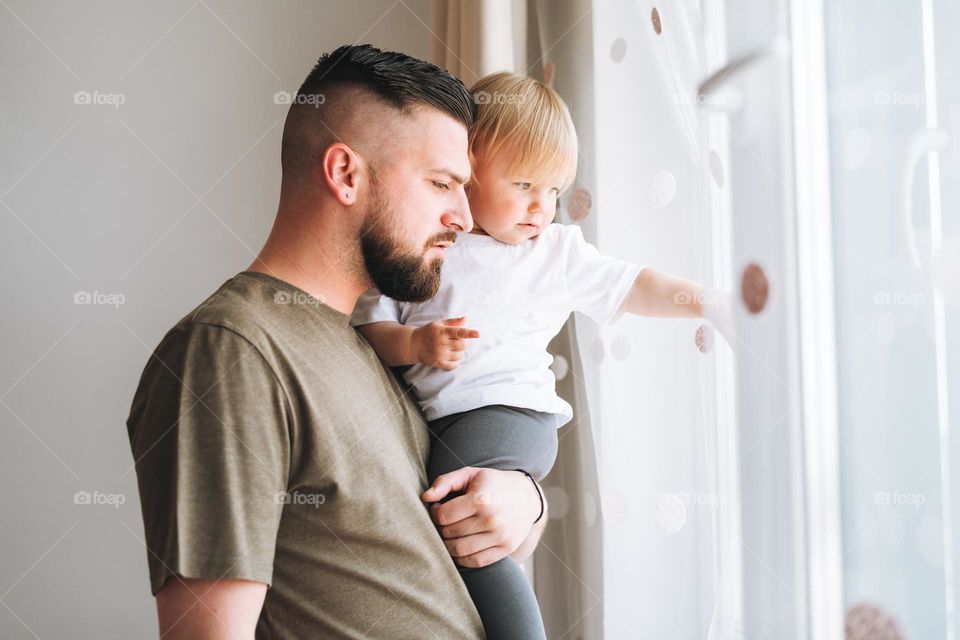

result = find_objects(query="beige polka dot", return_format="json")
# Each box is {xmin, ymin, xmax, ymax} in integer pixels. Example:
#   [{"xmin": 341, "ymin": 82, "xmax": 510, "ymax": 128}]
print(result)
[
  {"xmin": 656, "ymin": 493, "xmax": 685, "ymax": 534},
  {"xmin": 543, "ymin": 60, "xmax": 556, "ymax": 86},
  {"xmin": 844, "ymin": 602, "xmax": 904, "ymax": 640},
  {"xmin": 567, "ymin": 187, "xmax": 592, "ymax": 222},
  {"xmin": 601, "ymin": 491, "xmax": 630, "ymax": 525},
  {"xmin": 741, "ymin": 262, "xmax": 769, "ymax": 314},
  {"xmin": 648, "ymin": 170, "xmax": 676, "ymax": 208},
  {"xmin": 651, "ymin": 7, "xmax": 662, "ymax": 35},
  {"xmin": 695, "ymin": 324, "xmax": 715, "ymax": 353},
  {"xmin": 610, "ymin": 38, "xmax": 627, "ymax": 63}
]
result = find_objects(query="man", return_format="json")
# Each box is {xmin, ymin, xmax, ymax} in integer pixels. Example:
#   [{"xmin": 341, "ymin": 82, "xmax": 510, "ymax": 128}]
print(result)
[{"xmin": 126, "ymin": 44, "xmax": 547, "ymax": 639}]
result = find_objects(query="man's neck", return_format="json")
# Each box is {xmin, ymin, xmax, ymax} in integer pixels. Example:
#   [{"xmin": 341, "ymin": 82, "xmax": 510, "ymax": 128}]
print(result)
[{"xmin": 248, "ymin": 213, "xmax": 368, "ymax": 316}]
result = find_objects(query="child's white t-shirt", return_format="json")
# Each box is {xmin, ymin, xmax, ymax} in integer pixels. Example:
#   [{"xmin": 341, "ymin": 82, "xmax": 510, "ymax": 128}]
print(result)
[{"xmin": 350, "ymin": 223, "xmax": 643, "ymax": 424}]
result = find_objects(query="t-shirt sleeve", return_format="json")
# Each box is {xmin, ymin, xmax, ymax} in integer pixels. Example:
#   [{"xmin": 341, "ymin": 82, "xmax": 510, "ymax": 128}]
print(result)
[
  {"xmin": 126, "ymin": 322, "xmax": 291, "ymax": 595},
  {"xmin": 349, "ymin": 287, "xmax": 402, "ymax": 326},
  {"xmin": 561, "ymin": 224, "xmax": 644, "ymax": 326}
]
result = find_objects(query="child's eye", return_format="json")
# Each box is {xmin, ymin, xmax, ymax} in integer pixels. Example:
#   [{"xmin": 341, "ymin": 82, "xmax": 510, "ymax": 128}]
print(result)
[
  {"xmin": 515, "ymin": 182, "xmax": 531, "ymax": 191},
  {"xmin": 432, "ymin": 181, "xmax": 450, "ymax": 191}
]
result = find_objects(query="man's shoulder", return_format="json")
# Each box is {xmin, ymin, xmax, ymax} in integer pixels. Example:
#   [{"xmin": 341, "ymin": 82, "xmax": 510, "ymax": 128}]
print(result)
[{"xmin": 173, "ymin": 271, "xmax": 275, "ymax": 338}]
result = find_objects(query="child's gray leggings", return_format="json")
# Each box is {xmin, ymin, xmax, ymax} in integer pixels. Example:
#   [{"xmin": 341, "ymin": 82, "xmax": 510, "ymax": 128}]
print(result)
[{"xmin": 426, "ymin": 404, "xmax": 563, "ymax": 640}]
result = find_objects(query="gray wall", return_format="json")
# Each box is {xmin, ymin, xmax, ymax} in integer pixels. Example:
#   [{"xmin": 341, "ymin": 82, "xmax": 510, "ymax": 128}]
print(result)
[{"xmin": 0, "ymin": 1, "xmax": 432, "ymax": 636}]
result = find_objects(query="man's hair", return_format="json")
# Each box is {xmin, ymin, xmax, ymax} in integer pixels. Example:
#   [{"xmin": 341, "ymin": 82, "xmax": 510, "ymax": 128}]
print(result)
[
  {"xmin": 281, "ymin": 44, "xmax": 475, "ymax": 174},
  {"xmin": 469, "ymin": 71, "xmax": 578, "ymax": 193}
]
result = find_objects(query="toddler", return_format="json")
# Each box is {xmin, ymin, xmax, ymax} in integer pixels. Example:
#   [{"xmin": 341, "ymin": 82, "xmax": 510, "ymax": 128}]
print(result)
[{"xmin": 350, "ymin": 71, "xmax": 731, "ymax": 640}]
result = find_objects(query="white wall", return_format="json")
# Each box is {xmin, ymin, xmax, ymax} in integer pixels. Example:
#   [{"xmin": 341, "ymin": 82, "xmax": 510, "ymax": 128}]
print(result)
[{"xmin": 0, "ymin": 2, "xmax": 432, "ymax": 637}]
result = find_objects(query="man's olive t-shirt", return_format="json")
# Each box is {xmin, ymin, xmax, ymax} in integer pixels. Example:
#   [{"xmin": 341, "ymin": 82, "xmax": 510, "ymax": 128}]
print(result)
[{"xmin": 126, "ymin": 271, "xmax": 484, "ymax": 639}]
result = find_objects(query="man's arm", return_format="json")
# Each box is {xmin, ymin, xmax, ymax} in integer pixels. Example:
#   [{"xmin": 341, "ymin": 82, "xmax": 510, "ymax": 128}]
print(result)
[
  {"xmin": 156, "ymin": 577, "xmax": 266, "ymax": 639},
  {"xmin": 422, "ymin": 467, "xmax": 545, "ymax": 568}
]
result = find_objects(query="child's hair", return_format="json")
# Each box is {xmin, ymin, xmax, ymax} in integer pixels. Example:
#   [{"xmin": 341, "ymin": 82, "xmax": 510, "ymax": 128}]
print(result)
[{"xmin": 468, "ymin": 71, "xmax": 578, "ymax": 192}]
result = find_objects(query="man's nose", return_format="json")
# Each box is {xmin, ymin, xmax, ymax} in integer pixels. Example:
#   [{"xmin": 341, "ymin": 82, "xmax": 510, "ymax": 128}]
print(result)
[{"xmin": 441, "ymin": 190, "xmax": 473, "ymax": 233}]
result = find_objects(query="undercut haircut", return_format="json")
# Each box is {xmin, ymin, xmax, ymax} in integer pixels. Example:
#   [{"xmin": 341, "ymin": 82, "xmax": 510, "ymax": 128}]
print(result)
[{"xmin": 280, "ymin": 44, "xmax": 475, "ymax": 175}]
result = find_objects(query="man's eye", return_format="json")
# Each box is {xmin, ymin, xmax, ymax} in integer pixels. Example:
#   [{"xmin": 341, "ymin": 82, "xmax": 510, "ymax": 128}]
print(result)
[
  {"xmin": 515, "ymin": 182, "xmax": 531, "ymax": 191},
  {"xmin": 432, "ymin": 181, "xmax": 450, "ymax": 191}
]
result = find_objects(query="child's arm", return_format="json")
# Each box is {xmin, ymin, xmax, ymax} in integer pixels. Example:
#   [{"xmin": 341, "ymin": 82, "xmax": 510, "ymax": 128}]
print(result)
[
  {"xmin": 619, "ymin": 267, "xmax": 706, "ymax": 318},
  {"xmin": 356, "ymin": 321, "xmax": 419, "ymax": 367},
  {"xmin": 357, "ymin": 317, "xmax": 480, "ymax": 370},
  {"xmin": 619, "ymin": 268, "xmax": 736, "ymax": 345}
]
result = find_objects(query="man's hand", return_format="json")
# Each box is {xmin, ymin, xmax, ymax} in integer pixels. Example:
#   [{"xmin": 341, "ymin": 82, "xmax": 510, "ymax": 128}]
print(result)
[
  {"xmin": 411, "ymin": 317, "xmax": 480, "ymax": 370},
  {"xmin": 422, "ymin": 467, "xmax": 542, "ymax": 568}
]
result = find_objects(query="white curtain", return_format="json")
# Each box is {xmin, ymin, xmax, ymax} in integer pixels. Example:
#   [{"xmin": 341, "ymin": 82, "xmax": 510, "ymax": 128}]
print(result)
[{"xmin": 429, "ymin": 2, "xmax": 742, "ymax": 637}]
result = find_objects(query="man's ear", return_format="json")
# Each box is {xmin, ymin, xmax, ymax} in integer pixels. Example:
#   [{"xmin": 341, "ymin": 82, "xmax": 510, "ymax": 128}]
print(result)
[{"xmin": 322, "ymin": 142, "xmax": 362, "ymax": 206}]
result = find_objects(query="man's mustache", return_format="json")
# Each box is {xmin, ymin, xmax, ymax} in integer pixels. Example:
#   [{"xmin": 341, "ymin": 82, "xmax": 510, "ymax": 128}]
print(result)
[{"xmin": 425, "ymin": 230, "xmax": 458, "ymax": 249}]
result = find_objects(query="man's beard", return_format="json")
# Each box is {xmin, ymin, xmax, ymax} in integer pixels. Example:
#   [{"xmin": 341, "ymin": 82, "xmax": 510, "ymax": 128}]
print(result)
[{"xmin": 360, "ymin": 183, "xmax": 454, "ymax": 303}]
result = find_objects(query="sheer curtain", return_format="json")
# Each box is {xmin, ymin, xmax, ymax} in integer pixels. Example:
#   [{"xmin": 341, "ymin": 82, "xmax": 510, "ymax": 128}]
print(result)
[
  {"xmin": 574, "ymin": 1, "xmax": 741, "ymax": 637},
  {"xmin": 429, "ymin": 2, "xmax": 741, "ymax": 637}
]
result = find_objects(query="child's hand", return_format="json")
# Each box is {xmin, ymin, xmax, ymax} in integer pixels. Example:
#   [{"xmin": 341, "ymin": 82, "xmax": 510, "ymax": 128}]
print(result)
[
  {"xmin": 702, "ymin": 292, "xmax": 737, "ymax": 350},
  {"xmin": 411, "ymin": 317, "xmax": 480, "ymax": 370}
]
